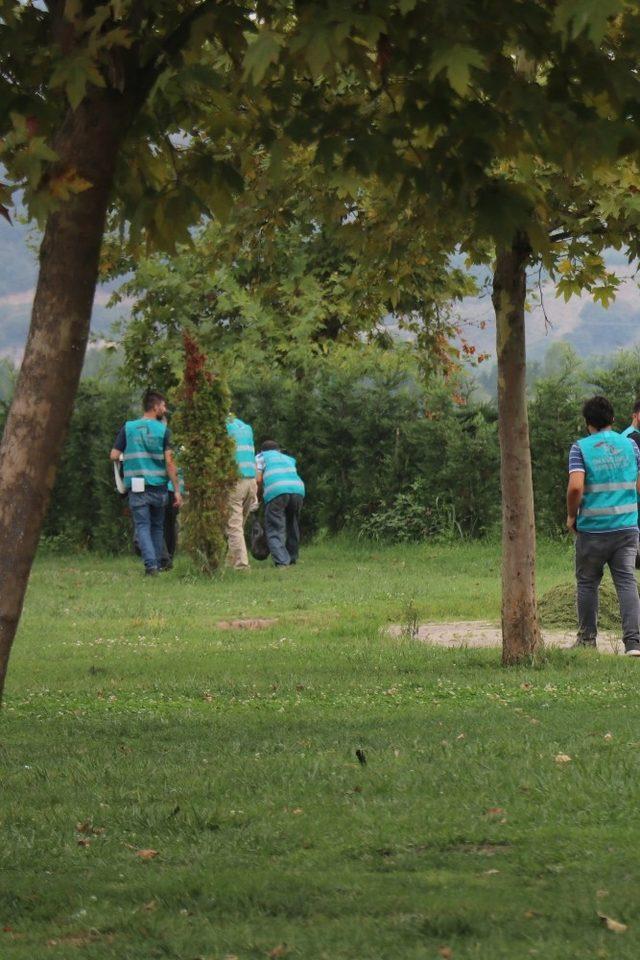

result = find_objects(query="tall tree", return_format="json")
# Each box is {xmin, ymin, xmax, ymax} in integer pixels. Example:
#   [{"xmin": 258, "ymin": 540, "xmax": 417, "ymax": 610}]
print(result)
[{"xmin": 0, "ymin": 0, "xmax": 253, "ymax": 700}]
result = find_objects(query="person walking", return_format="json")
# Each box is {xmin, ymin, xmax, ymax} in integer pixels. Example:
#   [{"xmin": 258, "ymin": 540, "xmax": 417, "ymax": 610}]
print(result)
[
  {"xmin": 225, "ymin": 414, "xmax": 258, "ymax": 570},
  {"xmin": 110, "ymin": 390, "xmax": 183, "ymax": 576},
  {"xmin": 256, "ymin": 441, "xmax": 305, "ymax": 567},
  {"xmin": 567, "ymin": 395, "xmax": 640, "ymax": 655}
]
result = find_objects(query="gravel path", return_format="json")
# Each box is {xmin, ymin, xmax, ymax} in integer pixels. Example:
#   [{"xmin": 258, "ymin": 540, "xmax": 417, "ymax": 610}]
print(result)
[{"xmin": 387, "ymin": 620, "xmax": 623, "ymax": 654}]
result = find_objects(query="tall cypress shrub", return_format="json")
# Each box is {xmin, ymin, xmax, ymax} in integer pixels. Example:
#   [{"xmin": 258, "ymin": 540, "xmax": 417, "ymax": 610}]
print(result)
[{"xmin": 172, "ymin": 335, "xmax": 236, "ymax": 574}]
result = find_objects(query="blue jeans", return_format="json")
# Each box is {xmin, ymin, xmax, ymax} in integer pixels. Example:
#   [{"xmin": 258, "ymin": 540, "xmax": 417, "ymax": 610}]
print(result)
[
  {"xmin": 264, "ymin": 494, "xmax": 303, "ymax": 566},
  {"xmin": 129, "ymin": 486, "xmax": 168, "ymax": 571}
]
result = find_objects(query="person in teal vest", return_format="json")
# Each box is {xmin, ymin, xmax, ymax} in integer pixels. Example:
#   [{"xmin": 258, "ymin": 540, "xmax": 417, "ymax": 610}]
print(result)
[
  {"xmin": 110, "ymin": 390, "xmax": 183, "ymax": 576},
  {"xmin": 256, "ymin": 440, "xmax": 305, "ymax": 567},
  {"xmin": 160, "ymin": 412, "xmax": 186, "ymax": 571},
  {"xmin": 567, "ymin": 395, "xmax": 640, "ymax": 654},
  {"xmin": 225, "ymin": 414, "xmax": 258, "ymax": 569}
]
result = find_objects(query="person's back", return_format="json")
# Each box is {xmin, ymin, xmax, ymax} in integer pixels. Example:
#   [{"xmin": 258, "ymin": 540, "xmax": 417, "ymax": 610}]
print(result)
[
  {"xmin": 575, "ymin": 431, "xmax": 638, "ymax": 533},
  {"xmin": 259, "ymin": 449, "xmax": 305, "ymax": 503},
  {"xmin": 123, "ymin": 417, "xmax": 168, "ymax": 490},
  {"xmin": 226, "ymin": 417, "xmax": 257, "ymax": 479}
]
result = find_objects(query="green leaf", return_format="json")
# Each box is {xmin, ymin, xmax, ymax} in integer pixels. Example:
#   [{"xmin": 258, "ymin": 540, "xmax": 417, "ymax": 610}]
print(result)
[
  {"xmin": 553, "ymin": 0, "xmax": 623, "ymax": 43},
  {"xmin": 242, "ymin": 29, "xmax": 283, "ymax": 85},
  {"xmin": 429, "ymin": 44, "xmax": 485, "ymax": 97}
]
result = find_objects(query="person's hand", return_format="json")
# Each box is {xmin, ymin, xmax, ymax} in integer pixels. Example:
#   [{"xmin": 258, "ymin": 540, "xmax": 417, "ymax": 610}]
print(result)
[
  {"xmin": 174, "ymin": 492, "xmax": 184, "ymax": 509},
  {"xmin": 566, "ymin": 516, "xmax": 577, "ymax": 536}
]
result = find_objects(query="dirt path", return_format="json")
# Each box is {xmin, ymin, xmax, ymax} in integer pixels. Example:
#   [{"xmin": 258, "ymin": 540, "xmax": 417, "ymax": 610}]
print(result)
[{"xmin": 387, "ymin": 621, "xmax": 623, "ymax": 654}]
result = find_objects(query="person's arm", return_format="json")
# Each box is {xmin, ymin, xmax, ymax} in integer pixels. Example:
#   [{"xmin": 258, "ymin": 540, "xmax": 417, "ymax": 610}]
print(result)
[
  {"xmin": 165, "ymin": 449, "xmax": 183, "ymax": 508},
  {"xmin": 566, "ymin": 472, "xmax": 584, "ymax": 533},
  {"xmin": 255, "ymin": 455, "xmax": 264, "ymax": 499},
  {"xmin": 566, "ymin": 442, "xmax": 585, "ymax": 534},
  {"xmin": 110, "ymin": 425, "xmax": 126, "ymax": 461}
]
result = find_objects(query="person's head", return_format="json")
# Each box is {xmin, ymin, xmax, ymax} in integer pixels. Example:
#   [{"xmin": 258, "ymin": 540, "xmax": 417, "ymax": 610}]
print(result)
[
  {"xmin": 143, "ymin": 389, "xmax": 167, "ymax": 420},
  {"xmin": 582, "ymin": 395, "xmax": 614, "ymax": 433},
  {"xmin": 261, "ymin": 440, "xmax": 280, "ymax": 452},
  {"xmin": 631, "ymin": 398, "xmax": 640, "ymax": 429}
]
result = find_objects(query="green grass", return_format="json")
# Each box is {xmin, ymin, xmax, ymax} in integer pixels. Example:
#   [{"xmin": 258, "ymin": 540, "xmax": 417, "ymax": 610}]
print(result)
[{"xmin": 2, "ymin": 539, "xmax": 640, "ymax": 959}]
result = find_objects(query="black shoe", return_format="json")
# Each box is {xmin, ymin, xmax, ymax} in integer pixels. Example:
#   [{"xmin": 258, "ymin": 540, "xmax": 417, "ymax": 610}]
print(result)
[
  {"xmin": 145, "ymin": 567, "xmax": 159, "ymax": 577},
  {"xmin": 159, "ymin": 561, "xmax": 173, "ymax": 572},
  {"xmin": 624, "ymin": 640, "xmax": 640, "ymax": 657},
  {"xmin": 571, "ymin": 636, "xmax": 597, "ymax": 649}
]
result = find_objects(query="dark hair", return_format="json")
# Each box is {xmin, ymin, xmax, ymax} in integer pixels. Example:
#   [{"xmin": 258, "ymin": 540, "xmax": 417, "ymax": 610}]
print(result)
[
  {"xmin": 582, "ymin": 395, "xmax": 614, "ymax": 430},
  {"xmin": 261, "ymin": 440, "xmax": 280, "ymax": 452},
  {"xmin": 143, "ymin": 389, "xmax": 166, "ymax": 412},
  {"xmin": 632, "ymin": 398, "xmax": 640, "ymax": 416}
]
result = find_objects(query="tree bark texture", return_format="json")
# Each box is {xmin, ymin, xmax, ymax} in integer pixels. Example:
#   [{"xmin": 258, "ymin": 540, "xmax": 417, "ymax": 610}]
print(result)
[
  {"xmin": 492, "ymin": 237, "xmax": 542, "ymax": 665},
  {"xmin": 0, "ymin": 95, "xmax": 130, "ymax": 702}
]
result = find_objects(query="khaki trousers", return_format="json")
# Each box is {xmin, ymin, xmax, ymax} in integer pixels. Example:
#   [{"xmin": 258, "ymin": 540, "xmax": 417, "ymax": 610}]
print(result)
[{"xmin": 226, "ymin": 478, "xmax": 258, "ymax": 568}]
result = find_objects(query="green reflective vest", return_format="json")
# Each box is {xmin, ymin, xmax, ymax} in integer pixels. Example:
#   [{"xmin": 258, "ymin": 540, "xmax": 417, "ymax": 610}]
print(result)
[
  {"xmin": 226, "ymin": 417, "xmax": 256, "ymax": 478},
  {"xmin": 123, "ymin": 418, "xmax": 168, "ymax": 489},
  {"xmin": 576, "ymin": 431, "xmax": 638, "ymax": 532},
  {"xmin": 259, "ymin": 450, "xmax": 305, "ymax": 504}
]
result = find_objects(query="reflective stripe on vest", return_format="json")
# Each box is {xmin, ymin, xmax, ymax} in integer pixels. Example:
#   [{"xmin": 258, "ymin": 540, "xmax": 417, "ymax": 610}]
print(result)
[
  {"xmin": 123, "ymin": 418, "xmax": 168, "ymax": 489},
  {"xmin": 226, "ymin": 418, "xmax": 256, "ymax": 478},
  {"xmin": 260, "ymin": 450, "xmax": 305, "ymax": 504},
  {"xmin": 577, "ymin": 431, "xmax": 638, "ymax": 532}
]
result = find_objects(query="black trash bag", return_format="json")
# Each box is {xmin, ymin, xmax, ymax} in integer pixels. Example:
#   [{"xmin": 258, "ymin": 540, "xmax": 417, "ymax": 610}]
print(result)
[{"xmin": 250, "ymin": 515, "xmax": 270, "ymax": 561}]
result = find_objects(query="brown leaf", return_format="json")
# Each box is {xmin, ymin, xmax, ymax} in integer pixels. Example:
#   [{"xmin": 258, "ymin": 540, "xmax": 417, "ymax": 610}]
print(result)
[
  {"xmin": 136, "ymin": 848, "xmax": 159, "ymax": 860},
  {"xmin": 603, "ymin": 733, "xmax": 613, "ymax": 741},
  {"xmin": 142, "ymin": 900, "xmax": 158, "ymax": 912},
  {"xmin": 598, "ymin": 913, "xmax": 628, "ymax": 933},
  {"xmin": 486, "ymin": 807, "xmax": 504, "ymax": 816},
  {"xmin": 438, "ymin": 948, "xmax": 453, "ymax": 959},
  {"xmin": 554, "ymin": 754, "xmax": 572, "ymax": 764},
  {"xmin": 77, "ymin": 838, "xmax": 91, "ymax": 847},
  {"xmin": 268, "ymin": 945, "xmax": 288, "ymax": 958}
]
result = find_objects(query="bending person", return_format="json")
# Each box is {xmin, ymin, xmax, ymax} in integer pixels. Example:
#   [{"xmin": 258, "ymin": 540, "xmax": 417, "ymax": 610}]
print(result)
[{"xmin": 256, "ymin": 441, "xmax": 305, "ymax": 568}]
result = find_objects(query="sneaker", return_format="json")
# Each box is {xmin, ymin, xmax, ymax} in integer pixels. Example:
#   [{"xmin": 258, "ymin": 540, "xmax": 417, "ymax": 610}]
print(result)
[
  {"xmin": 571, "ymin": 636, "xmax": 597, "ymax": 649},
  {"xmin": 624, "ymin": 640, "xmax": 640, "ymax": 657},
  {"xmin": 145, "ymin": 567, "xmax": 159, "ymax": 577}
]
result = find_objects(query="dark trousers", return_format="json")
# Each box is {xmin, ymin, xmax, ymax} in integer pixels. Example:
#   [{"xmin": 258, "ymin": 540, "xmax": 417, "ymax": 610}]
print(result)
[
  {"xmin": 162, "ymin": 496, "xmax": 179, "ymax": 561},
  {"xmin": 264, "ymin": 494, "xmax": 303, "ymax": 566},
  {"xmin": 576, "ymin": 528, "xmax": 640, "ymax": 644}
]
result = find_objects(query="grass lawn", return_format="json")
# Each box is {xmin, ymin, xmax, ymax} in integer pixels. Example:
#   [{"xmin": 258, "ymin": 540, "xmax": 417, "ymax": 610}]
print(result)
[{"xmin": 2, "ymin": 538, "xmax": 640, "ymax": 959}]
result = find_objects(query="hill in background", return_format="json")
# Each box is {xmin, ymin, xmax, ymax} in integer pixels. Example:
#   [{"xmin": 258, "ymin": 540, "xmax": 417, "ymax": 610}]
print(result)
[{"xmin": 2, "ymin": 217, "xmax": 639, "ymax": 364}]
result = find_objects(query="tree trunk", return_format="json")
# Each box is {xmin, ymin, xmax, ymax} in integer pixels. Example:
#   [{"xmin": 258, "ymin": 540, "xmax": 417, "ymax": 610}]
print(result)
[
  {"xmin": 0, "ymin": 95, "xmax": 129, "ymax": 703},
  {"xmin": 492, "ymin": 235, "xmax": 542, "ymax": 665}
]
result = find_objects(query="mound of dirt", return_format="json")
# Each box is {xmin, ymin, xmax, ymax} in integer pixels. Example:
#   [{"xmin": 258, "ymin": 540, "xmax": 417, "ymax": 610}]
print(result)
[{"xmin": 538, "ymin": 580, "xmax": 621, "ymax": 630}]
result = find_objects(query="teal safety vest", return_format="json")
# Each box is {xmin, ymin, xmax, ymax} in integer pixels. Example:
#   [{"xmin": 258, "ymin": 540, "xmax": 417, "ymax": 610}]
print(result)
[
  {"xmin": 226, "ymin": 417, "xmax": 256, "ymax": 479},
  {"xmin": 622, "ymin": 426, "xmax": 640, "ymax": 507},
  {"xmin": 123, "ymin": 418, "xmax": 169, "ymax": 489},
  {"xmin": 576, "ymin": 430, "xmax": 638, "ymax": 532},
  {"xmin": 259, "ymin": 450, "xmax": 305, "ymax": 504}
]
